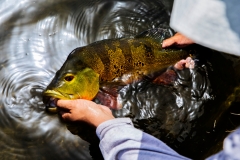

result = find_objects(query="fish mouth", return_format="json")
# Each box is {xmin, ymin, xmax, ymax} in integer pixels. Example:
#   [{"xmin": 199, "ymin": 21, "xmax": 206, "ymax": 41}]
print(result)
[
  {"xmin": 43, "ymin": 89, "xmax": 68, "ymax": 99},
  {"xmin": 42, "ymin": 90, "xmax": 70, "ymax": 113}
]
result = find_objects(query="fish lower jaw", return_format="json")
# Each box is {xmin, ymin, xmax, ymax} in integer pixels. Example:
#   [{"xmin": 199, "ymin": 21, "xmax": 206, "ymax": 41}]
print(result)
[
  {"xmin": 45, "ymin": 97, "xmax": 59, "ymax": 113},
  {"xmin": 46, "ymin": 106, "xmax": 58, "ymax": 113},
  {"xmin": 43, "ymin": 94, "xmax": 77, "ymax": 113}
]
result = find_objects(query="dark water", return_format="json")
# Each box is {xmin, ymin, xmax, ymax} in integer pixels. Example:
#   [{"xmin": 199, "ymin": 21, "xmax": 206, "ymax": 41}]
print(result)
[
  {"xmin": 0, "ymin": 0, "xmax": 240, "ymax": 160},
  {"xmin": 0, "ymin": 0, "xmax": 172, "ymax": 159}
]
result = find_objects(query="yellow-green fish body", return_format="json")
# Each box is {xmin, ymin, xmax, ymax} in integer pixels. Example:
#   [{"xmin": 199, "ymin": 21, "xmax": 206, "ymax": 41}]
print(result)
[{"xmin": 43, "ymin": 28, "xmax": 189, "ymax": 112}]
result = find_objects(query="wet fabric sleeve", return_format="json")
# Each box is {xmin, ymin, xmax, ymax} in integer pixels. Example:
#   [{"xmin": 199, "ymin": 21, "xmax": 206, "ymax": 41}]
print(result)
[
  {"xmin": 170, "ymin": 0, "xmax": 240, "ymax": 56},
  {"xmin": 96, "ymin": 118, "xmax": 190, "ymax": 160}
]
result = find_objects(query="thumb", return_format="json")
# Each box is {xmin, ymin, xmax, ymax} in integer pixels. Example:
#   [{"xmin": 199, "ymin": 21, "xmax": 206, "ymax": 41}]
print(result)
[{"xmin": 61, "ymin": 112, "xmax": 72, "ymax": 121}]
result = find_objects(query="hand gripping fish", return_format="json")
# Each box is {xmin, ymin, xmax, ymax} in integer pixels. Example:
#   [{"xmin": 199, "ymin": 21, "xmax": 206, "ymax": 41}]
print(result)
[{"xmin": 42, "ymin": 28, "xmax": 191, "ymax": 112}]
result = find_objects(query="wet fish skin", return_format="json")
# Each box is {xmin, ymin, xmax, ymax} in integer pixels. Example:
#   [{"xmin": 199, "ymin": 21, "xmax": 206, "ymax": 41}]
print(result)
[
  {"xmin": 42, "ymin": 28, "xmax": 189, "ymax": 111},
  {"xmin": 87, "ymin": 37, "xmax": 188, "ymax": 81}
]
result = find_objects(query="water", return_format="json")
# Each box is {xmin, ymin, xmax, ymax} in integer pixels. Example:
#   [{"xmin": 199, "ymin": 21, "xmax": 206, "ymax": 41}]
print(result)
[
  {"xmin": 0, "ymin": 0, "xmax": 172, "ymax": 159},
  {"xmin": 0, "ymin": 0, "xmax": 240, "ymax": 160}
]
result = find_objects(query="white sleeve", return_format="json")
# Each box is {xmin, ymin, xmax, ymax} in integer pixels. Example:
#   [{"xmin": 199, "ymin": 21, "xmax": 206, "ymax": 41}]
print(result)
[
  {"xmin": 170, "ymin": 0, "xmax": 240, "ymax": 56},
  {"xmin": 96, "ymin": 118, "xmax": 190, "ymax": 160}
]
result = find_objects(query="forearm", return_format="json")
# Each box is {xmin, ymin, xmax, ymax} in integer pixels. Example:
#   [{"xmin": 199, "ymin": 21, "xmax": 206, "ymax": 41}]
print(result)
[{"xmin": 96, "ymin": 118, "xmax": 189, "ymax": 160}]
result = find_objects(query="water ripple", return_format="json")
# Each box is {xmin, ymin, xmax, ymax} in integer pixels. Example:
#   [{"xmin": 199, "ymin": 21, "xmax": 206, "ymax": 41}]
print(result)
[
  {"xmin": 0, "ymin": 0, "xmax": 174, "ymax": 159},
  {"xmin": 1, "ymin": 0, "xmax": 239, "ymax": 159}
]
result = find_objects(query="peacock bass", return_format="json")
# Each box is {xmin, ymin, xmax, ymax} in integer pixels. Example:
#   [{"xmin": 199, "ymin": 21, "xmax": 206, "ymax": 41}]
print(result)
[{"xmin": 42, "ymin": 28, "xmax": 190, "ymax": 112}]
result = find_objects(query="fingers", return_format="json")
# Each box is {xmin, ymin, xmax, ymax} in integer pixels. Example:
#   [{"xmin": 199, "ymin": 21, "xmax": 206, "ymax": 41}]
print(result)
[
  {"xmin": 162, "ymin": 32, "xmax": 194, "ymax": 48},
  {"xmin": 56, "ymin": 99, "xmax": 115, "ymax": 126},
  {"xmin": 174, "ymin": 59, "xmax": 186, "ymax": 70},
  {"xmin": 57, "ymin": 99, "xmax": 89, "ymax": 108},
  {"xmin": 174, "ymin": 57, "xmax": 195, "ymax": 70},
  {"xmin": 57, "ymin": 99, "xmax": 74, "ymax": 109},
  {"xmin": 61, "ymin": 112, "xmax": 71, "ymax": 120},
  {"xmin": 185, "ymin": 57, "xmax": 195, "ymax": 69},
  {"xmin": 162, "ymin": 38, "xmax": 176, "ymax": 48}
]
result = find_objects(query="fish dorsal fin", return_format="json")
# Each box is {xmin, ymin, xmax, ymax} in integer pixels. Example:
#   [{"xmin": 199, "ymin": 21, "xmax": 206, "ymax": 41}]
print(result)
[{"xmin": 135, "ymin": 27, "xmax": 174, "ymax": 43}]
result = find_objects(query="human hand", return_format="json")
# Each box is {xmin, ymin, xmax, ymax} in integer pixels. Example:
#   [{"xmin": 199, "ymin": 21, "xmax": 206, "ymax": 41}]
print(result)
[
  {"xmin": 57, "ymin": 99, "xmax": 115, "ymax": 127},
  {"xmin": 162, "ymin": 32, "xmax": 194, "ymax": 48}
]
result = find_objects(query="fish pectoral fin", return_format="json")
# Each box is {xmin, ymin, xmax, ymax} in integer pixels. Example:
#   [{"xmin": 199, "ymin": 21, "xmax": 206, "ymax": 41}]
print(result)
[
  {"xmin": 95, "ymin": 90, "xmax": 122, "ymax": 110},
  {"xmin": 152, "ymin": 68, "xmax": 177, "ymax": 85},
  {"xmin": 99, "ymin": 82, "xmax": 125, "ymax": 97}
]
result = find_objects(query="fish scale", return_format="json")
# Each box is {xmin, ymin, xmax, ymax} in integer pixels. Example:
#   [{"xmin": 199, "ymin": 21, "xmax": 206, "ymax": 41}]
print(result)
[{"xmin": 43, "ymin": 28, "xmax": 190, "ymax": 112}]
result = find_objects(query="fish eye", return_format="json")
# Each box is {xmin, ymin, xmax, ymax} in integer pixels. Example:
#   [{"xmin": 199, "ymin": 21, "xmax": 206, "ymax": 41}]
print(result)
[{"xmin": 64, "ymin": 75, "xmax": 74, "ymax": 82}]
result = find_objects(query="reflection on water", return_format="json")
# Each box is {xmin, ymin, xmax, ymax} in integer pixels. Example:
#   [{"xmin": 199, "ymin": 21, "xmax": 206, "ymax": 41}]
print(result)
[
  {"xmin": 0, "ymin": 0, "xmax": 173, "ymax": 159},
  {"xmin": 0, "ymin": 0, "xmax": 240, "ymax": 160}
]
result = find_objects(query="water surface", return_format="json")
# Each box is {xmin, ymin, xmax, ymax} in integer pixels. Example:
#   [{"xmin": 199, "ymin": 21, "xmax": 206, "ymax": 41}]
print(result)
[
  {"xmin": 0, "ymin": 0, "xmax": 240, "ymax": 160},
  {"xmin": 0, "ymin": 0, "xmax": 173, "ymax": 159}
]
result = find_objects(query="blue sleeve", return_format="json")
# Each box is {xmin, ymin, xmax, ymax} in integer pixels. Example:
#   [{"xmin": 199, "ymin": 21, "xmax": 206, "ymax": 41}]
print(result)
[
  {"xmin": 207, "ymin": 128, "xmax": 240, "ymax": 160},
  {"xmin": 96, "ymin": 118, "xmax": 190, "ymax": 160}
]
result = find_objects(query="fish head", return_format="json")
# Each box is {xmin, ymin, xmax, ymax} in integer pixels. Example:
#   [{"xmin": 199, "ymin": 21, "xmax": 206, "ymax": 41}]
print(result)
[{"xmin": 42, "ymin": 51, "xmax": 100, "ymax": 113}]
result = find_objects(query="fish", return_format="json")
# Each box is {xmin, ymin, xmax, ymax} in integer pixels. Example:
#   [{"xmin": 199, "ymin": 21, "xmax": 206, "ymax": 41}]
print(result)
[{"xmin": 42, "ymin": 28, "xmax": 190, "ymax": 112}]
